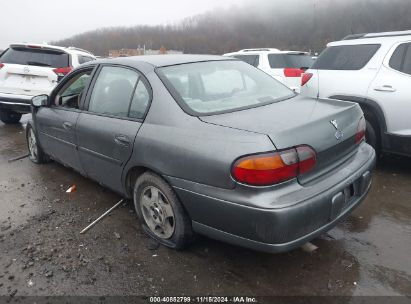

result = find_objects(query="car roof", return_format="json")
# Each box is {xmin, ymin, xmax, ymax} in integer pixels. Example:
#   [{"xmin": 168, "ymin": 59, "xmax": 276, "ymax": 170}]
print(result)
[
  {"xmin": 223, "ymin": 50, "xmax": 309, "ymax": 56},
  {"xmin": 9, "ymin": 43, "xmax": 95, "ymax": 57},
  {"xmin": 328, "ymin": 30, "xmax": 411, "ymax": 47},
  {"xmin": 87, "ymin": 54, "xmax": 236, "ymax": 68}
]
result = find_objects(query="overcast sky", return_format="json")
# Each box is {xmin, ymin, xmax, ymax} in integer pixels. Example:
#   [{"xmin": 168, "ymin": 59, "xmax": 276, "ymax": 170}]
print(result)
[{"xmin": 0, "ymin": 0, "xmax": 246, "ymax": 49}]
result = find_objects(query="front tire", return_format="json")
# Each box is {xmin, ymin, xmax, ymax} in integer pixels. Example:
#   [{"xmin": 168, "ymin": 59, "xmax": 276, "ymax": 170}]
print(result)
[
  {"xmin": 133, "ymin": 172, "xmax": 194, "ymax": 249},
  {"xmin": 26, "ymin": 124, "xmax": 48, "ymax": 164},
  {"xmin": 0, "ymin": 109, "xmax": 22, "ymax": 124}
]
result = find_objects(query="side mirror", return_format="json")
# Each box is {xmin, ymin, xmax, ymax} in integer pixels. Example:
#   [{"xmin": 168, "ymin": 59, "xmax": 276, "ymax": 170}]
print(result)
[{"xmin": 31, "ymin": 95, "xmax": 49, "ymax": 108}]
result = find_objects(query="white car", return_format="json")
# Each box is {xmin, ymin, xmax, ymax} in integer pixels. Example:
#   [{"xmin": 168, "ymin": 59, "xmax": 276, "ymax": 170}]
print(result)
[
  {"xmin": 223, "ymin": 48, "xmax": 314, "ymax": 92},
  {"xmin": 301, "ymin": 30, "xmax": 411, "ymax": 157},
  {"xmin": 0, "ymin": 43, "xmax": 95, "ymax": 124}
]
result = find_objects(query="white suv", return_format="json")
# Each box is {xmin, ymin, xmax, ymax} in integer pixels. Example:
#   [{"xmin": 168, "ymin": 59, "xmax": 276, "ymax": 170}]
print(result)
[
  {"xmin": 223, "ymin": 48, "xmax": 314, "ymax": 92},
  {"xmin": 0, "ymin": 43, "xmax": 95, "ymax": 124},
  {"xmin": 301, "ymin": 30, "xmax": 411, "ymax": 157}
]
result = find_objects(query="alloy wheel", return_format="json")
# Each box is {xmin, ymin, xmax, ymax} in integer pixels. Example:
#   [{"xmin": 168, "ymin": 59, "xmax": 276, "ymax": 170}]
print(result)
[
  {"xmin": 140, "ymin": 186, "xmax": 175, "ymax": 239},
  {"xmin": 28, "ymin": 129, "xmax": 38, "ymax": 160}
]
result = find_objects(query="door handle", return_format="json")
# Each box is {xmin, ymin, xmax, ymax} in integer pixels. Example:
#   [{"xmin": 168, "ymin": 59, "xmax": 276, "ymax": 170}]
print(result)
[
  {"xmin": 114, "ymin": 134, "xmax": 130, "ymax": 145},
  {"xmin": 63, "ymin": 122, "xmax": 73, "ymax": 130},
  {"xmin": 374, "ymin": 85, "xmax": 396, "ymax": 92}
]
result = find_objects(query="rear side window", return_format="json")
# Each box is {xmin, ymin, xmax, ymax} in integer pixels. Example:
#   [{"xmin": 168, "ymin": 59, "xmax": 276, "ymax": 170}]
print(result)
[
  {"xmin": 233, "ymin": 55, "xmax": 260, "ymax": 67},
  {"xmin": 268, "ymin": 54, "xmax": 314, "ymax": 69},
  {"xmin": 0, "ymin": 47, "xmax": 69, "ymax": 68},
  {"xmin": 312, "ymin": 44, "xmax": 380, "ymax": 70},
  {"xmin": 389, "ymin": 43, "xmax": 411, "ymax": 75},
  {"xmin": 78, "ymin": 55, "xmax": 95, "ymax": 64},
  {"xmin": 129, "ymin": 80, "xmax": 150, "ymax": 119},
  {"xmin": 267, "ymin": 54, "xmax": 287, "ymax": 68},
  {"xmin": 88, "ymin": 66, "xmax": 138, "ymax": 117}
]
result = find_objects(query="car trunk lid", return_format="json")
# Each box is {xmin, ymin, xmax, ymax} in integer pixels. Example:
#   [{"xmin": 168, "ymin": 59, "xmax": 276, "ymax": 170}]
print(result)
[
  {"xmin": 200, "ymin": 95, "xmax": 363, "ymax": 184},
  {"xmin": 0, "ymin": 45, "xmax": 69, "ymax": 96},
  {"xmin": 0, "ymin": 63, "xmax": 58, "ymax": 96}
]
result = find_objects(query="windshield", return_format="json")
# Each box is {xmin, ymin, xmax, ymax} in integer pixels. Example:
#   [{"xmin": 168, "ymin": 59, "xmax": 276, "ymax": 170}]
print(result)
[
  {"xmin": 157, "ymin": 60, "xmax": 295, "ymax": 115},
  {"xmin": 0, "ymin": 47, "xmax": 69, "ymax": 68}
]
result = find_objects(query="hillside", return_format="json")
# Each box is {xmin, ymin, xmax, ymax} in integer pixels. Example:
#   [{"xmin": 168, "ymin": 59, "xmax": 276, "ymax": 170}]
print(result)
[{"xmin": 53, "ymin": 0, "xmax": 411, "ymax": 56}]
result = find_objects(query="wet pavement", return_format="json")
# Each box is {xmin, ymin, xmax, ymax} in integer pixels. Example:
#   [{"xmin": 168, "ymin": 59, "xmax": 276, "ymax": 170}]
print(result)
[{"xmin": 0, "ymin": 115, "xmax": 410, "ymax": 299}]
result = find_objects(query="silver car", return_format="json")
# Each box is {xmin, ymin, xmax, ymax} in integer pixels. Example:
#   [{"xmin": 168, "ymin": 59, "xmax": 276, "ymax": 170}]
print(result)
[{"xmin": 27, "ymin": 55, "xmax": 376, "ymax": 253}]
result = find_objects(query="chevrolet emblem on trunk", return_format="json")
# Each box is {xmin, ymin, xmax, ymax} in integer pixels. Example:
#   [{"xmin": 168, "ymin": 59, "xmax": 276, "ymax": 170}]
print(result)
[
  {"xmin": 330, "ymin": 120, "xmax": 344, "ymax": 140},
  {"xmin": 330, "ymin": 119, "xmax": 338, "ymax": 130}
]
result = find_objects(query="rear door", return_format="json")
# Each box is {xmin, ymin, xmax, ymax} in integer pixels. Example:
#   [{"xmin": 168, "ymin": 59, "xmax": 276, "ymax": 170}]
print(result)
[
  {"xmin": 35, "ymin": 67, "xmax": 95, "ymax": 173},
  {"xmin": 0, "ymin": 46, "xmax": 69, "ymax": 96},
  {"xmin": 77, "ymin": 65, "xmax": 151, "ymax": 191},
  {"xmin": 368, "ymin": 42, "xmax": 411, "ymax": 135},
  {"xmin": 309, "ymin": 44, "xmax": 381, "ymax": 99}
]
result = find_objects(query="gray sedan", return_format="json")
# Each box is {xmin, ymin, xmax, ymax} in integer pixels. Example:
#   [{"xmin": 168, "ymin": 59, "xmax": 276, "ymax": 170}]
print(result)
[{"xmin": 27, "ymin": 55, "xmax": 376, "ymax": 253}]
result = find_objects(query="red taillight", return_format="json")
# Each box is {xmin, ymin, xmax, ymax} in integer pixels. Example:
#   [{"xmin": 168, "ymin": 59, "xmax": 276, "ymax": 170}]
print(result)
[
  {"xmin": 0, "ymin": 63, "xmax": 4, "ymax": 69},
  {"xmin": 284, "ymin": 68, "xmax": 304, "ymax": 77},
  {"xmin": 231, "ymin": 145, "xmax": 316, "ymax": 186},
  {"xmin": 301, "ymin": 73, "xmax": 313, "ymax": 86},
  {"xmin": 53, "ymin": 67, "xmax": 72, "ymax": 77},
  {"xmin": 355, "ymin": 116, "xmax": 366, "ymax": 144}
]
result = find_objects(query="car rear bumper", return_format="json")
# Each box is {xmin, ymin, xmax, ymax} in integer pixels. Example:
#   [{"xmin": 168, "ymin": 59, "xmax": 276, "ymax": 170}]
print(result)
[
  {"xmin": 0, "ymin": 93, "xmax": 32, "ymax": 113},
  {"xmin": 168, "ymin": 142, "xmax": 376, "ymax": 253}
]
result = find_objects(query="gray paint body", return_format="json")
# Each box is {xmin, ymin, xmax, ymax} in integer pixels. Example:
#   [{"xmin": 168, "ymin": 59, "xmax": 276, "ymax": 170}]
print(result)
[{"xmin": 31, "ymin": 55, "xmax": 376, "ymax": 253}]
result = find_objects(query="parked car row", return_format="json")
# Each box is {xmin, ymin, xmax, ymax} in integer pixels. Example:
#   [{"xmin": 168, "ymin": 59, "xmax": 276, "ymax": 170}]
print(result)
[
  {"xmin": 223, "ymin": 48, "xmax": 314, "ymax": 93},
  {"xmin": 0, "ymin": 43, "xmax": 96, "ymax": 123},
  {"xmin": 226, "ymin": 30, "xmax": 411, "ymax": 158},
  {"xmin": 301, "ymin": 30, "xmax": 411, "ymax": 158}
]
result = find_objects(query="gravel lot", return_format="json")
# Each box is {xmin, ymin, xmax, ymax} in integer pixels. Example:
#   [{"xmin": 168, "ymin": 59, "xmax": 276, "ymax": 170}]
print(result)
[{"xmin": 0, "ymin": 115, "xmax": 410, "ymax": 299}]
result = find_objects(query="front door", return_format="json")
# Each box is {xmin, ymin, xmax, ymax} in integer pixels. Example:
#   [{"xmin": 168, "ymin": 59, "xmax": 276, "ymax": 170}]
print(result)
[
  {"xmin": 77, "ymin": 65, "xmax": 151, "ymax": 191},
  {"xmin": 35, "ymin": 68, "xmax": 94, "ymax": 173}
]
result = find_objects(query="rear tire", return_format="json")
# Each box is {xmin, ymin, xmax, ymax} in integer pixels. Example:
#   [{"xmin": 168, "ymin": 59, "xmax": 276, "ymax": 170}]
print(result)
[
  {"xmin": 0, "ymin": 109, "xmax": 22, "ymax": 124},
  {"xmin": 133, "ymin": 172, "xmax": 194, "ymax": 250},
  {"xmin": 26, "ymin": 124, "xmax": 49, "ymax": 164},
  {"xmin": 365, "ymin": 119, "xmax": 379, "ymax": 154}
]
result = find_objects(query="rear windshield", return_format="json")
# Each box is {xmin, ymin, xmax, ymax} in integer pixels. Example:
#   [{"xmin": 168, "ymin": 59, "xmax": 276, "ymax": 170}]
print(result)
[
  {"xmin": 312, "ymin": 44, "xmax": 380, "ymax": 70},
  {"xmin": 0, "ymin": 47, "xmax": 69, "ymax": 68},
  {"xmin": 157, "ymin": 60, "xmax": 295, "ymax": 115},
  {"xmin": 232, "ymin": 55, "xmax": 260, "ymax": 67},
  {"xmin": 268, "ymin": 54, "xmax": 314, "ymax": 69}
]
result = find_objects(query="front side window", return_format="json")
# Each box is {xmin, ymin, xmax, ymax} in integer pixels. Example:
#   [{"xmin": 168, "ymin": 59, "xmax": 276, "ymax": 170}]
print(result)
[
  {"xmin": 54, "ymin": 70, "xmax": 92, "ymax": 108},
  {"xmin": 158, "ymin": 60, "xmax": 295, "ymax": 115},
  {"xmin": 88, "ymin": 66, "xmax": 138, "ymax": 117},
  {"xmin": 312, "ymin": 44, "xmax": 380, "ymax": 70}
]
